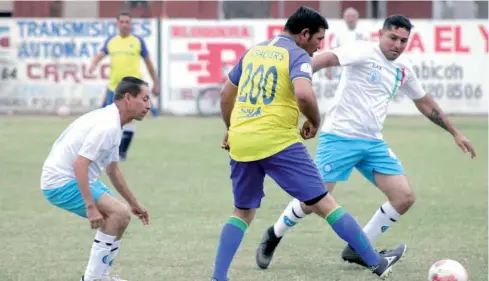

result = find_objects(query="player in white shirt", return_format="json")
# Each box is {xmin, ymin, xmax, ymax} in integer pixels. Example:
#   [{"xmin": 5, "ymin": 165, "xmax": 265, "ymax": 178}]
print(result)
[
  {"xmin": 325, "ymin": 7, "xmax": 369, "ymax": 80},
  {"xmin": 41, "ymin": 76, "xmax": 151, "ymax": 281},
  {"xmin": 256, "ymin": 14, "xmax": 476, "ymax": 271}
]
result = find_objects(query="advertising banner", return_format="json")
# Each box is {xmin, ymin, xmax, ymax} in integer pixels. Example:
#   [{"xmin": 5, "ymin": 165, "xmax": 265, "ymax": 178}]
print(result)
[{"xmin": 0, "ymin": 18, "xmax": 158, "ymax": 114}]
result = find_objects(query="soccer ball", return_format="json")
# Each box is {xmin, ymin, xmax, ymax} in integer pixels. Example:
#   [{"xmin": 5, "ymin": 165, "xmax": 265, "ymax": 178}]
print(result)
[
  {"xmin": 56, "ymin": 105, "xmax": 71, "ymax": 117},
  {"xmin": 428, "ymin": 259, "xmax": 468, "ymax": 281}
]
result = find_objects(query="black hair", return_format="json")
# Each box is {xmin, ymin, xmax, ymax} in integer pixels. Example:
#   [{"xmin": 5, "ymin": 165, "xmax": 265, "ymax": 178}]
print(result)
[
  {"xmin": 284, "ymin": 6, "xmax": 328, "ymax": 36},
  {"xmin": 116, "ymin": 11, "xmax": 132, "ymax": 20},
  {"xmin": 383, "ymin": 14, "xmax": 413, "ymax": 33},
  {"xmin": 114, "ymin": 76, "xmax": 148, "ymax": 101}
]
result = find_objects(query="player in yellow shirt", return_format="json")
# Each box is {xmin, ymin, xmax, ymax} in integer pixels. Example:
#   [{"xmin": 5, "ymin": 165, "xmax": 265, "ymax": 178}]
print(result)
[
  {"xmin": 89, "ymin": 11, "xmax": 159, "ymax": 161},
  {"xmin": 210, "ymin": 7, "xmax": 406, "ymax": 281}
]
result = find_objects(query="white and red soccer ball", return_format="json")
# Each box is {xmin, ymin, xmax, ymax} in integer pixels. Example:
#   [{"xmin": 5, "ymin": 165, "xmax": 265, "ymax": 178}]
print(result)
[{"xmin": 428, "ymin": 259, "xmax": 468, "ymax": 281}]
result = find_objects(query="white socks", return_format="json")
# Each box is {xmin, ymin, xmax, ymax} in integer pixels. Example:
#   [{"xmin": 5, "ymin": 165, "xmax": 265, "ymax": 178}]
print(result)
[
  {"xmin": 363, "ymin": 201, "xmax": 401, "ymax": 241},
  {"xmin": 272, "ymin": 199, "xmax": 402, "ymax": 242},
  {"xmin": 83, "ymin": 230, "xmax": 116, "ymax": 281},
  {"xmin": 273, "ymin": 199, "xmax": 306, "ymax": 237},
  {"xmin": 103, "ymin": 239, "xmax": 121, "ymax": 276}
]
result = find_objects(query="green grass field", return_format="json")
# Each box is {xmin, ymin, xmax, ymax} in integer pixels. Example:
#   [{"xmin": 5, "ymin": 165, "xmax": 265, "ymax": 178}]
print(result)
[{"xmin": 0, "ymin": 115, "xmax": 487, "ymax": 281}]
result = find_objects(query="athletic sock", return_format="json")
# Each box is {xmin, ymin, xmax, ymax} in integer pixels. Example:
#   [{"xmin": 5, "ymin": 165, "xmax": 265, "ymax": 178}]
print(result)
[
  {"xmin": 119, "ymin": 122, "xmax": 136, "ymax": 157},
  {"xmin": 273, "ymin": 198, "xmax": 306, "ymax": 237},
  {"xmin": 327, "ymin": 207, "xmax": 380, "ymax": 267},
  {"xmin": 363, "ymin": 201, "xmax": 401, "ymax": 241},
  {"xmin": 103, "ymin": 239, "xmax": 121, "ymax": 276},
  {"xmin": 83, "ymin": 230, "xmax": 116, "ymax": 281},
  {"xmin": 212, "ymin": 216, "xmax": 248, "ymax": 281}
]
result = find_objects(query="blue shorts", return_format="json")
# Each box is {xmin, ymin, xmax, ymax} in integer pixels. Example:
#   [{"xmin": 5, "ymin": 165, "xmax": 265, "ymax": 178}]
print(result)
[
  {"xmin": 315, "ymin": 133, "xmax": 405, "ymax": 185},
  {"xmin": 102, "ymin": 89, "xmax": 115, "ymax": 108},
  {"xmin": 230, "ymin": 142, "xmax": 327, "ymax": 209},
  {"xmin": 43, "ymin": 179, "xmax": 115, "ymax": 218}
]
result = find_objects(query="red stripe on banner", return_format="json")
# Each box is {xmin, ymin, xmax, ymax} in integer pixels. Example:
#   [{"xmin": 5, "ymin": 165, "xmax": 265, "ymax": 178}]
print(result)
[
  {"xmin": 188, "ymin": 64, "xmax": 202, "ymax": 71},
  {"xmin": 188, "ymin": 43, "xmax": 202, "ymax": 51}
]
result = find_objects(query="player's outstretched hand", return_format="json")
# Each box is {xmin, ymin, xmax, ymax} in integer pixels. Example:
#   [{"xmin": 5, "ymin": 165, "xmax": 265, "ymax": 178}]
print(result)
[
  {"xmin": 87, "ymin": 204, "xmax": 105, "ymax": 229},
  {"xmin": 300, "ymin": 120, "xmax": 318, "ymax": 140},
  {"xmin": 131, "ymin": 203, "xmax": 150, "ymax": 225},
  {"xmin": 454, "ymin": 133, "xmax": 476, "ymax": 159},
  {"xmin": 221, "ymin": 132, "xmax": 230, "ymax": 151}
]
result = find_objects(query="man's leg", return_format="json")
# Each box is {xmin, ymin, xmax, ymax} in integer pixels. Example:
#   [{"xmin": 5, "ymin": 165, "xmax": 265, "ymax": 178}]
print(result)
[
  {"xmin": 257, "ymin": 133, "xmax": 364, "ymax": 269},
  {"xmin": 210, "ymin": 160, "xmax": 265, "ymax": 281},
  {"xmin": 83, "ymin": 181, "xmax": 131, "ymax": 281},
  {"xmin": 119, "ymin": 122, "xmax": 136, "ymax": 161},
  {"xmin": 43, "ymin": 179, "xmax": 130, "ymax": 281},
  {"xmin": 261, "ymin": 142, "xmax": 407, "ymax": 278},
  {"xmin": 341, "ymin": 141, "xmax": 414, "ymax": 266},
  {"xmin": 102, "ymin": 89, "xmax": 115, "ymax": 108}
]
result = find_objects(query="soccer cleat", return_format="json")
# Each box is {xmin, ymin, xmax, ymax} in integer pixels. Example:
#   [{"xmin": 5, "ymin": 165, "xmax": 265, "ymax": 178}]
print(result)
[
  {"xmin": 255, "ymin": 226, "xmax": 282, "ymax": 269},
  {"xmin": 341, "ymin": 244, "xmax": 368, "ymax": 267},
  {"xmin": 342, "ymin": 245, "xmax": 391, "ymax": 267},
  {"xmin": 101, "ymin": 273, "xmax": 128, "ymax": 281},
  {"xmin": 372, "ymin": 243, "xmax": 407, "ymax": 279}
]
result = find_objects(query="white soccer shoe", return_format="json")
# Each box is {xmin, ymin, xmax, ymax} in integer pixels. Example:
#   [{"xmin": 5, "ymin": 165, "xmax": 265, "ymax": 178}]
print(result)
[{"xmin": 101, "ymin": 273, "xmax": 128, "ymax": 281}]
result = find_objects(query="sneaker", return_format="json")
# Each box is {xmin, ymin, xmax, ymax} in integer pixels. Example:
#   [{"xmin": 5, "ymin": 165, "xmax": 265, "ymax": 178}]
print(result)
[
  {"xmin": 372, "ymin": 243, "xmax": 407, "ymax": 279},
  {"xmin": 255, "ymin": 226, "xmax": 282, "ymax": 269}
]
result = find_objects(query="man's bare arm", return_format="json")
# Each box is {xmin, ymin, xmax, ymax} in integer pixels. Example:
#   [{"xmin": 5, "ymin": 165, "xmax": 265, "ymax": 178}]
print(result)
[
  {"xmin": 293, "ymin": 78, "xmax": 321, "ymax": 128},
  {"xmin": 220, "ymin": 80, "xmax": 238, "ymax": 129},
  {"xmin": 143, "ymin": 56, "xmax": 159, "ymax": 88},
  {"xmin": 413, "ymin": 94, "xmax": 459, "ymax": 136},
  {"xmin": 312, "ymin": 52, "xmax": 341, "ymax": 73},
  {"xmin": 73, "ymin": 155, "xmax": 96, "ymax": 207},
  {"xmin": 106, "ymin": 162, "xmax": 138, "ymax": 206}
]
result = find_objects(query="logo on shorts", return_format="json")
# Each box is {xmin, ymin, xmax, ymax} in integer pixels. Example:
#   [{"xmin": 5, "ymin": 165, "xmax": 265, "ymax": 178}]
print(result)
[
  {"xmin": 283, "ymin": 216, "xmax": 296, "ymax": 227},
  {"xmin": 381, "ymin": 226, "xmax": 389, "ymax": 233},
  {"xmin": 323, "ymin": 164, "xmax": 332, "ymax": 173}
]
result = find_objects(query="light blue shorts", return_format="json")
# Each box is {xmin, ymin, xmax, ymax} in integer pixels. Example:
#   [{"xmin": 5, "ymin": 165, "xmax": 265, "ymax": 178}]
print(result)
[
  {"xmin": 315, "ymin": 133, "xmax": 405, "ymax": 185},
  {"xmin": 43, "ymin": 179, "xmax": 115, "ymax": 218}
]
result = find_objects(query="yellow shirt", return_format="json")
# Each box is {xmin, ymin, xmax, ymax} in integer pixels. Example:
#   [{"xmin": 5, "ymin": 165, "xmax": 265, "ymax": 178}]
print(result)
[
  {"xmin": 102, "ymin": 34, "xmax": 148, "ymax": 91},
  {"xmin": 227, "ymin": 35, "xmax": 313, "ymax": 162}
]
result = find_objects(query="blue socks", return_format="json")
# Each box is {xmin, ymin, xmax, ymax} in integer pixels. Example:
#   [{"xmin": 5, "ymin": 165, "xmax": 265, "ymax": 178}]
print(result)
[
  {"xmin": 119, "ymin": 131, "xmax": 133, "ymax": 159},
  {"xmin": 212, "ymin": 216, "xmax": 248, "ymax": 281},
  {"xmin": 327, "ymin": 207, "xmax": 381, "ymax": 267}
]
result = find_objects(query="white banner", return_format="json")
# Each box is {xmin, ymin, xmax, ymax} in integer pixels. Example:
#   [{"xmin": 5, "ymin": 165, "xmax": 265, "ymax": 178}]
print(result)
[
  {"xmin": 0, "ymin": 18, "xmax": 158, "ymax": 114},
  {"xmin": 161, "ymin": 20, "xmax": 256, "ymax": 116},
  {"xmin": 160, "ymin": 19, "xmax": 489, "ymax": 116}
]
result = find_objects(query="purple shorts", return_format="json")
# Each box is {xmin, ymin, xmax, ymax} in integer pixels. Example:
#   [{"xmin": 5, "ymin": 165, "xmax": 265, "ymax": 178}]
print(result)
[{"xmin": 230, "ymin": 142, "xmax": 327, "ymax": 209}]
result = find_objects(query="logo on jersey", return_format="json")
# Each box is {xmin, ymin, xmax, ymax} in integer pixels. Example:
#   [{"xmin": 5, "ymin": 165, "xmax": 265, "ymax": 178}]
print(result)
[
  {"xmin": 368, "ymin": 70, "xmax": 381, "ymax": 84},
  {"xmin": 237, "ymin": 107, "xmax": 262, "ymax": 119},
  {"xmin": 300, "ymin": 63, "xmax": 312, "ymax": 76}
]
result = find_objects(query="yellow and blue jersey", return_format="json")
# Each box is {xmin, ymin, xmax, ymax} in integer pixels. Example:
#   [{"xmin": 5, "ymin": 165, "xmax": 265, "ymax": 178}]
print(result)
[
  {"xmin": 227, "ymin": 35, "xmax": 313, "ymax": 162},
  {"xmin": 101, "ymin": 34, "xmax": 148, "ymax": 91}
]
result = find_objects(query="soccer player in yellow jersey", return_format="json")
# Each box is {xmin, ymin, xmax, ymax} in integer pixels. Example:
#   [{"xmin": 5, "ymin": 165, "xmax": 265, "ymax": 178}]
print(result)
[
  {"xmin": 210, "ymin": 7, "xmax": 406, "ymax": 281},
  {"xmin": 89, "ymin": 11, "xmax": 159, "ymax": 161}
]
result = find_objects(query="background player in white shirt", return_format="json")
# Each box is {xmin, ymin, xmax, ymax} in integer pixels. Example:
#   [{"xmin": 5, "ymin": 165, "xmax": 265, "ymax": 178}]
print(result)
[
  {"xmin": 256, "ymin": 14, "xmax": 476, "ymax": 271},
  {"xmin": 325, "ymin": 7, "xmax": 369, "ymax": 80},
  {"xmin": 41, "ymin": 76, "xmax": 151, "ymax": 281}
]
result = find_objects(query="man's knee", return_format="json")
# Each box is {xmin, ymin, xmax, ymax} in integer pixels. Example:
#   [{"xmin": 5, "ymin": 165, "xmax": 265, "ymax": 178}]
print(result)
[
  {"xmin": 113, "ymin": 205, "xmax": 131, "ymax": 228},
  {"xmin": 375, "ymin": 174, "xmax": 415, "ymax": 214},
  {"xmin": 233, "ymin": 207, "xmax": 256, "ymax": 225},
  {"xmin": 97, "ymin": 194, "xmax": 131, "ymax": 228}
]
